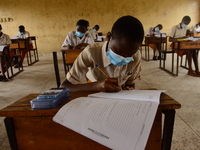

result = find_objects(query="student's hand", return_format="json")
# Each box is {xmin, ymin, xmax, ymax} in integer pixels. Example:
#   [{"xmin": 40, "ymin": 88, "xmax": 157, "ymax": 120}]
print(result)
[
  {"xmin": 95, "ymin": 78, "xmax": 121, "ymax": 92},
  {"xmin": 74, "ymin": 43, "xmax": 89, "ymax": 49}
]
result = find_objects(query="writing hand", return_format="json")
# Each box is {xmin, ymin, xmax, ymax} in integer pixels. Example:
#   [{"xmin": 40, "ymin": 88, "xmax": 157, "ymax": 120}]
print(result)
[{"xmin": 95, "ymin": 78, "xmax": 121, "ymax": 92}]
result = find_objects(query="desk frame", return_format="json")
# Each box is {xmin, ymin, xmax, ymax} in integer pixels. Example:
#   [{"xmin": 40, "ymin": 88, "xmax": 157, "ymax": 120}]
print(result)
[
  {"xmin": 141, "ymin": 36, "xmax": 167, "ymax": 61},
  {"xmin": 160, "ymin": 41, "xmax": 200, "ymax": 76}
]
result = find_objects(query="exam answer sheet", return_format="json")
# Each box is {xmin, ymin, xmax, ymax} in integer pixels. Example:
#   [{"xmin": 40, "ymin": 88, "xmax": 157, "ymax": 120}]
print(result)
[{"xmin": 53, "ymin": 90, "xmax": 163, "ymax": 150}]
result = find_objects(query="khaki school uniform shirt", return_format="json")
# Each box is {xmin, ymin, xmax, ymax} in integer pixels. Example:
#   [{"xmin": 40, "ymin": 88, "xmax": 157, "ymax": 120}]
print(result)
[
  {"xmin": 66, "ymin": 41, "xmax": 141, "ymax": 86},
  {"xmin": 18, "ymin": 31, "xmax": 30, "ymax": 39},
  {"xmin": 146, "ymin": 27, "xmax": 160, "ymax": 36},
  {"xmin": 0, "ymin": 33, "xmax": 11, "ymax": 45},
  {"xmin": 18, "ymin": 31, "xmax": 32, "ymax": 44},
  {"xmin": 170, "ymin": 24, "xmax": 187, "ymax": 38},
  {"xmin": 88, "ymin": 28, "xmax": 98, "ymax": 40},
  {"xmin": 61, "ymin": 31, "xmax": 94, "ymax": 48},
  {"xmin": 190, "ymin": 25, "xmax": 200, "ymax": 33}
]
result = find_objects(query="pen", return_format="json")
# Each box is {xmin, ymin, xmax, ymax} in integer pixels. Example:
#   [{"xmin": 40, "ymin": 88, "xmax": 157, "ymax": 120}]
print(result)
[{"xmin": 95, "ymin": 64, "xmax": 109, "ymax": 78}]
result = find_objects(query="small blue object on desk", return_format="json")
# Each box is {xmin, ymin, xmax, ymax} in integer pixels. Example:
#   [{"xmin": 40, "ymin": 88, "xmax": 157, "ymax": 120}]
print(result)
[{"xmin": 30, "ymin": 88, "xmax": 70, "ymax": 109}]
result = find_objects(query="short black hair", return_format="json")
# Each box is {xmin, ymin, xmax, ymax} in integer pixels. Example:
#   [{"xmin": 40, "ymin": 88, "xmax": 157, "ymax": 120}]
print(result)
[
  {"xmin": 157, "ymin": 24, "xmax": 163, "ymax": 28},
  {"xmin": 94, "ymin": 25, "xmax": 100, "ymax": 29},
  {"xmin": 182, "ymin": 16, "xmax": 191, "ymax": 22},
  {"xmin": 19, "ymin": 25, "xmax": 25, "ymax": 30},
  {"xmin": 111, "ymin": 15, "xmax": 144, "ymax": 44},
  {"xmin": 76, "ymin": 20, "xmax": 88, "ymax": 29}
]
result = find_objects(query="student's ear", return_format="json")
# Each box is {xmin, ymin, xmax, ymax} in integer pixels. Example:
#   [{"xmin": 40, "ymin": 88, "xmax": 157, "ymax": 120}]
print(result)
[{"xmin": 106, "ymin": 32, "xmax": 112, "ymax": 41}]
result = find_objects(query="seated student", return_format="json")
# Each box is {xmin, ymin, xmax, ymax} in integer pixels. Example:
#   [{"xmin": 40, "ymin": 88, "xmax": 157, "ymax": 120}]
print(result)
[
  {"xmin": 146, "ymin": 24, "xmax": 163, "ymax": 60},
  {"xmin": 169, "ymin": 16, "xmax": 200, "ymax": 77},
  {"xmin": 0, "ymin": 24, "xmax": 12, "ymax": 81},
  {"xmin": 60, "ymin": 15, "xmax": 144, "ymax": 92},
  {"xmin": 190, "ymin": 22, "xmax": 200, "ymax": 33},
  {"xmin": 12, "ymin": 25, "xmax": 32, "ymax": 68},
  {"xmin": 61, "ymin": 20, "xmax": 94, "ymax": 50},
  {"xmin": 88, "ymin": 25, "xmax": 100, "ymax": 41}
]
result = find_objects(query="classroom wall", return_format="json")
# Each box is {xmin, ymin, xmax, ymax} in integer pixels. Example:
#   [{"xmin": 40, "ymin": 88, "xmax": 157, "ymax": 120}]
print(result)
[{"xmin": 0, "ymin": 0, "xmax": 199, "ymax": 54}]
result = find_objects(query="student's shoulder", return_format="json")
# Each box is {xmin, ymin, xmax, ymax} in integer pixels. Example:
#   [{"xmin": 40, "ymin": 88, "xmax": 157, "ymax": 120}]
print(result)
[
  {"xmin": 2, "ymin": 33, "xmax": 10, "ymax": 37},
  {"xmin": 133, "ymin": 50, "xmax": 141, "ymax": 59},
  {"xmin": 68, "ymin": 31, "xmax": 76, "ymax": 35},
  {"xmin": 83, "ymin": 42, "xmax": 105, "ymax": 53}
]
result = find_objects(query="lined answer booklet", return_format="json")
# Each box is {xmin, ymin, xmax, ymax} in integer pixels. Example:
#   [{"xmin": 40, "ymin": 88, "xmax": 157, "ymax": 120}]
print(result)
[{"xmin": 53, "ymin": 90, "xmax": 164, "ymax": 150}]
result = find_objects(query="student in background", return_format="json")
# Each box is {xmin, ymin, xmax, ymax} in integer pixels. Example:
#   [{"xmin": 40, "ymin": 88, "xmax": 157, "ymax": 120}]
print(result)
[
  {"xmin": 88, "ymin": 25, "xmax": 100, "ymax": 41},
  {"xmin": 12, "ymin": 25, "xmax": 32, "ymax": 68},
  {"xmin": 0, "ymin": 24, "xmax": 12, "ymax": 81},
  {"xmin": 146, "ymin": 24, "xmax": 163, "ymax": 60},
  {"xmin": 60, "ymin": 15, "xmax": 144, "ymax": 92},
  {"xmin": 169, "ymin": 16, "xmax": 200, "ymax": 77},
  {"xmin": 190, "ymin": 22, "xmax": 200, "ymax": 33},
  {"xmin": 61, "ymin": 20, "xmax": 94, "ymax": 50}
]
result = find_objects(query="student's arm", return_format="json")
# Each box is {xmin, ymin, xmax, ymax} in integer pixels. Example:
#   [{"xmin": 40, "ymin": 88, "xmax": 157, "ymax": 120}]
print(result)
[
  {"xmin": 146, "ymin": 28, "xmax": 154, "ymax": 36},
  {"xmin": 61, "ymin": 34, "xmax": 74, "ymax": 50},
  {"xmin": 60, "ymin": 78, "xmax": 121, "ymax": 92},
  {"xmin": 74, "ymin": 43, "xmax": 89, "ymax": 49},
  {"xmin": 169, "ymin": 26, "xmax": 187, "ymax": 42}
]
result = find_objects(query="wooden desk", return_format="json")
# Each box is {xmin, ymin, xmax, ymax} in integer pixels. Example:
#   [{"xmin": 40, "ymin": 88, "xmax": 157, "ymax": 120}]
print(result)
[
  {"xmin": 160, "ymin": 39, "xmax": 200, "ymax": 76},
  {"xmin": 11, "ymin": 38, "xmax": 33, "ymax": 66},
  {"xmin": 141, "ymin": 36, "xmax": 167, "ymax": 61},
  {"xmin": 0, "ymin": 91, "xmax": 180, "ymax": 150}
]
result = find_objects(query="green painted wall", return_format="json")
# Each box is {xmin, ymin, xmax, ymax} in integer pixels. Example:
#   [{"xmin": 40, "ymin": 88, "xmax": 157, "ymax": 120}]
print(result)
[{"xmin": 0, "ymin": 0, "xmax": 199, "ymax": 53}]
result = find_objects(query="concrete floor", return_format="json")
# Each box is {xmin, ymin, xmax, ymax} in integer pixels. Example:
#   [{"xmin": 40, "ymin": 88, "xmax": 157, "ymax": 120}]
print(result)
[{"xmin": 0, "ymin": 51, "xmax": 200, "ymax": 150}]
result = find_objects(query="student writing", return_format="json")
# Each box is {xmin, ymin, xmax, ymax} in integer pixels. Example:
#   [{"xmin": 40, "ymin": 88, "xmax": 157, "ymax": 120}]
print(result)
[
  {"xmin": 61, "ymin": 19, "xmax": 94, "ymax": 50},
  {"xmin": 60, "ymin": 15, "xmax": 144, "ymax": 92},
  {"xmin": 169, "ymin": 16, "xmax": 200, "ymax": 77}
]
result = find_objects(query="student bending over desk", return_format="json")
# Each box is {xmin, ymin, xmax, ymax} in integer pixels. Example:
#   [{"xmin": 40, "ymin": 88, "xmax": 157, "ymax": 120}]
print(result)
[
  {"xmin": 12, "ymin": 25, "xmax": 33, "ymax": 68},
  {"xmin": 60, "ymin": 15, "xmax": 144, "ymax": 92},
  {"xmin": 190, "ymin": 22, "xmax": 200, "ymax": 34},
  {"xmin": 0, "ymin": 24, "xmax": 12, "ymax": 81},
  {"xmin": 87, "ymin": 25, "xmax": 100, "ymax": 41},
  {"xmin": 169, "ymin": 16, "xmax": 200, "ymax": 77},
  {"xmin": 61, "ymin": 19, "xmax": 94, "ymax": 50},
  {"xmin": 146, "ymin": 24, "xmax": 163, "ymax": 60}
]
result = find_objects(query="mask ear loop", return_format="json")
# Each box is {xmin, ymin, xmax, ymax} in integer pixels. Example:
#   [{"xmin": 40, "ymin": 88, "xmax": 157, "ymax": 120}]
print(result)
[{"xmin": 106, "ymin": 32, "xmax": 112, "ymax": 52}]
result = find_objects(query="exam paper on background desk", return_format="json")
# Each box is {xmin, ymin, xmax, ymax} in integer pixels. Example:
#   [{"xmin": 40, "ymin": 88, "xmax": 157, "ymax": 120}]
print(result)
[
  {"xmin": 178, "ymin": 37, "xmax": 200, "ymax": 41},
  {"xmin": 53, "ymin": 90, "xmax": 164, "ymax": 150},
  {"xmin": 154, "ymin": 33, "xmax": 167, "ymax": 38}
]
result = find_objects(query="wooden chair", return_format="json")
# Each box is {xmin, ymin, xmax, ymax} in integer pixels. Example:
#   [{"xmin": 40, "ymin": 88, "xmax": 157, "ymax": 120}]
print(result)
[
  {"xmin": 61, "ymin": 49, "xmax": 83, "ymax": 75},
  {"xmin": 26, "ymin": 36, "xmax": 39, "ymax": 65}
]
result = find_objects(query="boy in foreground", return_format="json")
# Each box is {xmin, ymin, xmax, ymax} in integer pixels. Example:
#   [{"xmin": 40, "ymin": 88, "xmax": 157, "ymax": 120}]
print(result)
[{"xmin": 60, "ymin": 15, "xmax": 144, "ymax": 92}]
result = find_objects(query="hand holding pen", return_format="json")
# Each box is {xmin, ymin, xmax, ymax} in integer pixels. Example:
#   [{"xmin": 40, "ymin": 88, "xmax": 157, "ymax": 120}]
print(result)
[{"xmin": 95, "ymin": 65, "xmax": 121, "ymax": 92}]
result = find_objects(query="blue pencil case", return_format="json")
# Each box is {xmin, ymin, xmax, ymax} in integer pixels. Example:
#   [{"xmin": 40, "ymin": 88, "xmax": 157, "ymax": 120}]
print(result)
[{"xmin": 30, "ymin": 88, "xmax": 70, "ymax": 109}]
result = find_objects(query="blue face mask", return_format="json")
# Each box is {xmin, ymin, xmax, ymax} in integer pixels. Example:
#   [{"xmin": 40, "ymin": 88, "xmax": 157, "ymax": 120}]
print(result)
[
  {"xmin": 106, "ymin": 49, "xmax": 133, "ymax": 66},
  {"xmin": 19, "ymin": 31, "xmax": 24, "ymax": 35},
  {"xmin": 75, "ymin": 31, "xmax": 85, "ymax": 38},
  {"xmin": 154, "ymin": 27, "xmax": 159, "ymax": 32},
  {"xmin": 93, "ymin": 29, "xmax": 97, "ymax": 32},
  {"xmin": 181, "ymin": 23, "xmax": 187, "ymax": 29}
]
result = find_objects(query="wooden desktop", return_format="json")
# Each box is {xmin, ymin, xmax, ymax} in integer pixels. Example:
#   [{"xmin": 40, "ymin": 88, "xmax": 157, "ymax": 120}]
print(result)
[{"xmin": 0, "ymin": 91, "xmax": 181, "ymax": 150}]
